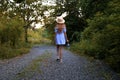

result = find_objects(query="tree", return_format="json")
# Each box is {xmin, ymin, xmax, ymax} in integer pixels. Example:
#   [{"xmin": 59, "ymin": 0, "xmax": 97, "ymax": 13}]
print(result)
[
  {"xmin": 13, "ymin": 0, "xmax": 46, "ymax": 42},
  {"xmin": 79, "ymin": 0, "xmax": 120, "ymax": 72},
  {"xmin": 0, "ymin": 0, "xmax": 24, "ymax": 47},
  {"xmin": 54, "ymin": 0, "xmax": 86, "ymax": 42},
  {"xmin": 80, "ymin": 0, "xmax": 110, "ymax": 18}
]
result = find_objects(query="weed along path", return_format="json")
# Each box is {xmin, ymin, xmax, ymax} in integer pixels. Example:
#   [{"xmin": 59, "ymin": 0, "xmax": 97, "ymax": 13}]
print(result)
[{"xmin": 0, "ymin": 45, "xmax": 120, "ymax": 80}]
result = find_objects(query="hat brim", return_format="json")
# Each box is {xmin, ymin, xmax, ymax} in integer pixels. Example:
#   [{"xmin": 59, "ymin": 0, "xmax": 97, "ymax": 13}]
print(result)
[
  {"xmin": 55, "ymin": 17, "xmax": 65, "ymax": 23},
  {"xmin": 56, "ymin": 19, "xmax": 65, "ymax": 23}
]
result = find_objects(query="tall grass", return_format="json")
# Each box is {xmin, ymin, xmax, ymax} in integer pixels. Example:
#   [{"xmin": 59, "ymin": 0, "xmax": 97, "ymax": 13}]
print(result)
[{"xmin": 0, "ymin": 42, "xmax": 33, "ymax": 60}]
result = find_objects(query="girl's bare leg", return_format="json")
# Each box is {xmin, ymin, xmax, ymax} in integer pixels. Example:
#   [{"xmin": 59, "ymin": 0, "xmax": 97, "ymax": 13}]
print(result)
[
  {"xmin": 59, "ymin": 46, "xmax": 63, "ymax": 63},
  {"xmin": 57, "ymin": 45, "xmax": 59, "ymax": 59},
  {"xmin": 56, "ymin": 45, "xmax": 63, "ymax": 63}
]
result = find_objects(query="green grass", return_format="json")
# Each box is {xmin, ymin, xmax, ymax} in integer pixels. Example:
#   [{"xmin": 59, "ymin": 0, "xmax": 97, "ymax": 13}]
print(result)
[
  {"xmin": 0, "ymin": 42, "xmax": 33, "ymax": 60},
  {"xmin": 69, "ymin": 42, "xmax": 95, "ymax": 62},
  {"xmin": 14, "ymin": 51, "xmax": 52, "ymax": 79}
]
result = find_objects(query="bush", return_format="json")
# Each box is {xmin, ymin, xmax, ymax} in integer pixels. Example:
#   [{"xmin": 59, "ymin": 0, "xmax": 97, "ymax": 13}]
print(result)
[
  {"xmin": 0, "ymin": 46, "xmax": 30, "ymax": 59},
  {"xmin": 0, "ymin": 16, "xmax": 24, "ymax": 47},
  {"xmin": 71, "ymin": 0, "xmax": 120, "ymax": 73},
  {"xmin": 0, "ymin": 15, "xmax": 33, "ymax": 59}
]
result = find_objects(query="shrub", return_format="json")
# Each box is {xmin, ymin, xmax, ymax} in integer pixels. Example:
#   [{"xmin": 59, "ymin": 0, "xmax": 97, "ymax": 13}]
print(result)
[
  {"xmin": 0, "ymin": 16, "xmax": 24, "ymax": 47},
  {"xmin": 72, "ymin": 0, "xmax": 120, "ymax": 73}
]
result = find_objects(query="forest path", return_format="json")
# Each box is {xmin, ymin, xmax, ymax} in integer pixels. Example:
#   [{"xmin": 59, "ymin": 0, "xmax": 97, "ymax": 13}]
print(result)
[{"xmin": 0, "ymin": 45, "xmax": 119, "ymax": 80}]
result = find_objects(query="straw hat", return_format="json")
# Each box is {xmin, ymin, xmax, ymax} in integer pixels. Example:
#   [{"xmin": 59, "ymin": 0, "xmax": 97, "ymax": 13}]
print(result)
[{"xmin": 55, "ymin": 16, "xmax": 65, "ymax": 24}]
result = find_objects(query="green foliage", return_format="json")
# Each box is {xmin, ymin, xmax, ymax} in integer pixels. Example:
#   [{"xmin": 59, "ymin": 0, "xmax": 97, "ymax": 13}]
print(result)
[
  {"xmin": 65, "ymin": 0, "xmax": 86, "ymax": 42},
  {"xmin": 0, "ymin": 16, "xmax": 24, "ymax": 47},
  {"xmin": 28, "ymin": 29, "xmax": 42, "ymax": 44},
  {"xmin": 70, "ymin": 40, "xmax": 95, "ymax": 56},
  {"xmin": 0, "ymin": 15, "xmax": 31, "ymax": 59},
  {"xmin": 76, "ymin": 0, "xmax": 120, "ymax": 72},
  {"xmin": 93, "ymin": 25, "xmax": 120, "ymax": 71},
  {"xmin": 80, "ymin": 0, "xmax": 110, "ymax": 18},
  {"xmin": 0, "ymin": 41, "xmax": 34, "ymax": 59},
  {"xmin": 28, "ymin": 28, "xmax": 51, "ymax": 44},
  {"xmin": 13, "ymin": 0, "xmax": 44, "ymax": 42},
  {"xmin": 0, "ymin": 45, "xmax": 30, "ymax": 59},
  {"xmin": 54, "ymin": 0, "xmax": 86, "ymax": 42},
  {"xmin": 0, "ymin": 0, "xmax": 52, "ymax": 59},
  {"xmin": 70, "ymin": 42, "xmax": 81, "ymax": 54}
]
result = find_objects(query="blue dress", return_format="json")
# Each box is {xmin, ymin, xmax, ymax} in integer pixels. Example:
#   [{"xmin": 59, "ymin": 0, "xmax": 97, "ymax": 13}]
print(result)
[{"xmin": 55, "ymin": 27, "xmax": 66, "ymax": 45}]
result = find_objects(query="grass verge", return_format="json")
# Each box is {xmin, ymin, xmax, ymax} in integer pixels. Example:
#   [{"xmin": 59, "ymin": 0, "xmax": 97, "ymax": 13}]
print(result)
[
  {"xmin": 0, "ymin": 42, "xmax": 34, "ymax": 60},
  {"xmin": 15, "ymin": 51, "xmax": 52, "ymax": 79}
]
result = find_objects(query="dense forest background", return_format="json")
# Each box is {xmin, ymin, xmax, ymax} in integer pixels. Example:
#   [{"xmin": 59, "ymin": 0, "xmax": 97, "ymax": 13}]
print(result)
[{"xmin": 0, "ymin": 0, "xmax": 120, "ymax": 73}]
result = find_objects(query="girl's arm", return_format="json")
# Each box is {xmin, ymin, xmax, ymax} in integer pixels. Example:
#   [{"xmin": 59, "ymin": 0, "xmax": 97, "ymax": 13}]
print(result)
[
  {"xmin": 64, "ymin": 32, "xmax": 69, "ymax": 42},
  {"xmin": 63, "ymin": 27, "xmax": 69, "ymax": 42}
]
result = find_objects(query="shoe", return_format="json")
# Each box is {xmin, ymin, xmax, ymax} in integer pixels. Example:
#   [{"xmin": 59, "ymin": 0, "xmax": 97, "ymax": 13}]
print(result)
[{"xmin": 56, "ymin": 59, "xmax": 60, "ymax": 61}]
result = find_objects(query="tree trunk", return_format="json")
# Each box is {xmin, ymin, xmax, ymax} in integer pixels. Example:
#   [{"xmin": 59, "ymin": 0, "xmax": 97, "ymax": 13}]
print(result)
[{"xmin": 25, "ymin": 27, "xmax": 28, "ymax": 43}]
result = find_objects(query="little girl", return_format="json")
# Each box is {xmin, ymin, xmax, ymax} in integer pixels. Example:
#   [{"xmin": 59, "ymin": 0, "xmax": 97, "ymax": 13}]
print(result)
[{"xmin": 54, "ymin": 16, "xmax": 69, "ymax": 63}]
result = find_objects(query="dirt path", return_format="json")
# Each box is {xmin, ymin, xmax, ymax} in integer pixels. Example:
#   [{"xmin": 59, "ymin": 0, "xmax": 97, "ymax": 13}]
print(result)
[{"xmin": 0, "ymin": 45, "xmax": 119, "ymax": 80}]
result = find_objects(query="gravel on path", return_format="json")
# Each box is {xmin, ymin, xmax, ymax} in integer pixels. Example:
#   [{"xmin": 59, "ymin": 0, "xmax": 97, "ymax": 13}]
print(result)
[{"xmin": 0, "ymin": 45, "xmax": 120, "ymax": 80}]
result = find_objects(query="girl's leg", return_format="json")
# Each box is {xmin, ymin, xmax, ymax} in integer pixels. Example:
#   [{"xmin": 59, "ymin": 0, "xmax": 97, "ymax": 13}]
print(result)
[
  {"xmin": 59, "ymin": 46, "xmax": 63, "ymax": 62},
  {"xmin": 56, "ymin": 45, "xmax": 60, "ymax": 59}
]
